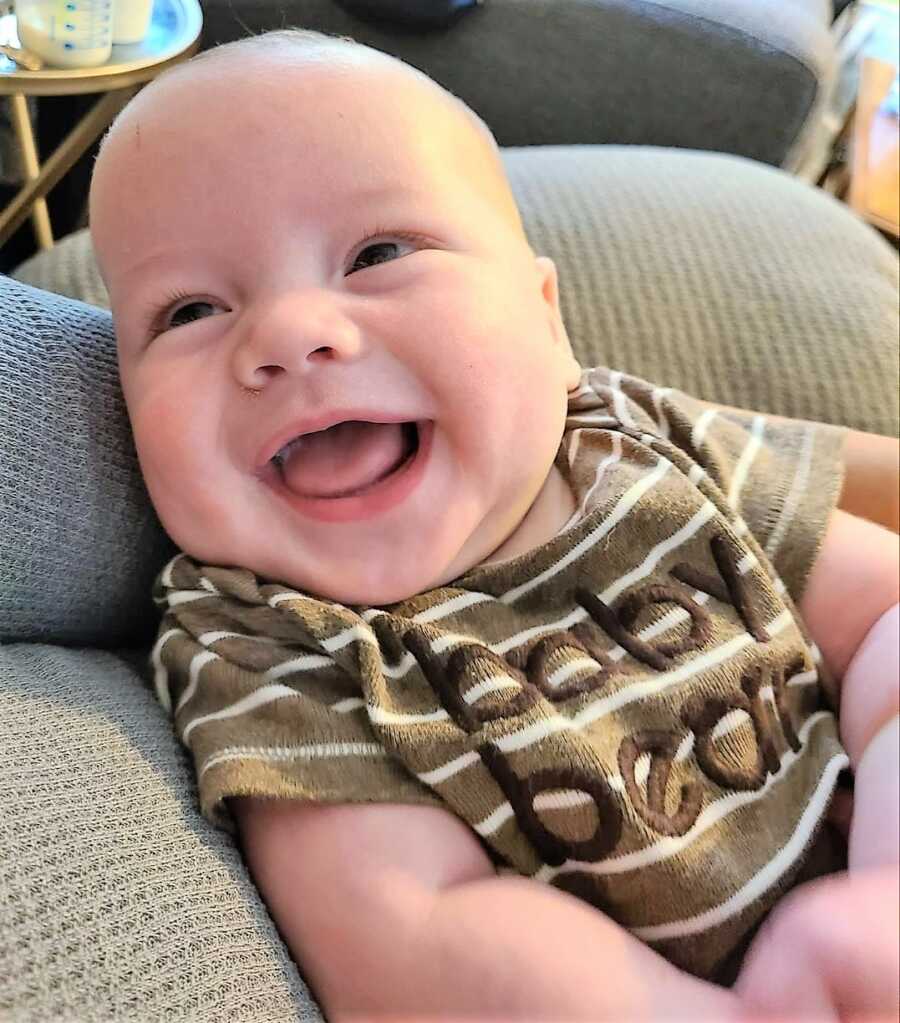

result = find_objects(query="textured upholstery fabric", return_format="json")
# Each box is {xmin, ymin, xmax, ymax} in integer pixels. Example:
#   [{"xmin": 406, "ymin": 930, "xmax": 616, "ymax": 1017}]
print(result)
[
  {"xmin": 197, "ymin": 0, "xmax": 835, "ymax": 170},
  {"xmin": 504, "ymin": 147, "xmax": 900, "ymax": 435},
  {"xmin": 0, "ymin": 278, "xmax": 173, "ymax": 646},
  {"xmin": 0, "ymin": 642, "xmax": 320, "ymax": 1022}
]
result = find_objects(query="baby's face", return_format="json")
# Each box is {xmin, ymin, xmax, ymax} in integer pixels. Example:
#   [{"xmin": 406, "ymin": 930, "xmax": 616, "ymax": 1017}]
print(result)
[{"xmin": 91, "ymin": 49, "xmax": 580, "ymax": 604}]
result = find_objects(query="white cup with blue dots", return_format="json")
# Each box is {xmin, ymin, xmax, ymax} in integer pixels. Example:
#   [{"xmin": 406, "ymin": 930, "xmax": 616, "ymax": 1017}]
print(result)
[{"xmin": 15, "ymin": 0, "xmax": 114, "ymax": 68}]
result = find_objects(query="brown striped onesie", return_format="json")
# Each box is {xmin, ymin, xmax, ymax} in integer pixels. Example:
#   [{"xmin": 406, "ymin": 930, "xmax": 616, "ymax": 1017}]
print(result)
[{"xmin": 152, "ymin": 366, "xmax": 848, "ymax": 980}]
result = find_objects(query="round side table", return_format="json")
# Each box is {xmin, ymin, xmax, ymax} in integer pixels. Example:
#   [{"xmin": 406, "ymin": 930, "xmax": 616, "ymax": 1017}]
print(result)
[{"xmin": 0, "ymin": 0, "xmax": 201, "ymax": 250}]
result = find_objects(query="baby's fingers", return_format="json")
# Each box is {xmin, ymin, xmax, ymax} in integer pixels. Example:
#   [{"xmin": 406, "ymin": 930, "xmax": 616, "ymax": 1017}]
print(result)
[{"xmin": 736, "ymin": 869, "xmax": 899, "ymax": 1023}]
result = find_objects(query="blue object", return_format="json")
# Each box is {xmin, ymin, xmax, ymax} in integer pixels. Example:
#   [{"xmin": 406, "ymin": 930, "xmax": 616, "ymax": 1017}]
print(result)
[{"xmin": 883, "ymin": 76, "xmax": 900, "ymax": 117}]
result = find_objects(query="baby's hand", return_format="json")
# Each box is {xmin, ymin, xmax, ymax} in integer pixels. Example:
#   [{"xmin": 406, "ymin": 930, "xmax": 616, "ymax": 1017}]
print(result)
[{"xmin": 736, "ymin": 867, "xmax": 899, "ymax": 1022}]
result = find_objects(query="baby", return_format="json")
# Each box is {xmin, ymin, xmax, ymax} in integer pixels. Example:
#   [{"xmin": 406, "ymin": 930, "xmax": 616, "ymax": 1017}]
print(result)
[{"xmin": 89, "ymin": 29, "xmax": 899, "ymax": 1021}]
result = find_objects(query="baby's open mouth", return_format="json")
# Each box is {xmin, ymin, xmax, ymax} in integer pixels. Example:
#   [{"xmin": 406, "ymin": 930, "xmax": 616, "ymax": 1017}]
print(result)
[{"xmin": 271, "ymin": 420, "xmax": 420, "ymax": 499}]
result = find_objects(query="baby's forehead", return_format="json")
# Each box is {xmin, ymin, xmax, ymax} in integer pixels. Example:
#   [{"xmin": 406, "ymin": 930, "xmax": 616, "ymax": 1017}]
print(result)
[
  {"xmin": 91, "ymin": 36, "xmax": 523, "ymax": 257},
  {"xmin": 113, "ymin": 39, "xmax": 478, "ymax": 141}
]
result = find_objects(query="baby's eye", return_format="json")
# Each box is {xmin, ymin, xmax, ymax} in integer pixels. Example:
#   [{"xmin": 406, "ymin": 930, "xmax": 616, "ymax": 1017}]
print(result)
[
  {"xmin": 168, "ymin": 300, "xmax": 224, "ymax": 329},
  {"xmin": 347, "ymin": 239, "xmax": 414, "ymax": 275}
]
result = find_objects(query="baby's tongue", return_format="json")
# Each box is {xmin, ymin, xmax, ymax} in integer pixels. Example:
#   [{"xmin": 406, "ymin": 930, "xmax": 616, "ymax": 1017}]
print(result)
[{"xmin": 280, "ymin": 420, "xmax": 407, "ymax": 498}]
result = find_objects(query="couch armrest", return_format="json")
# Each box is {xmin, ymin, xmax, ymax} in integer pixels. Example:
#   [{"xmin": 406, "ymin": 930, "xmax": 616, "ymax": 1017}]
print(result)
[
  {"xmin": 0, "ymin": 642, "xmax": 321, "ymax": 1020},
  {"xmin": 200, "ymin": 0, "xmax": 836, "ymax": 166}
]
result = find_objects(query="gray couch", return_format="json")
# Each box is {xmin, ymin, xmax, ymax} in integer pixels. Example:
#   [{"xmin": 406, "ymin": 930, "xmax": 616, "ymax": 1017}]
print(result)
[{"xmin": 196, "ymin": 0, "xmax": 840, "ymax": 176}]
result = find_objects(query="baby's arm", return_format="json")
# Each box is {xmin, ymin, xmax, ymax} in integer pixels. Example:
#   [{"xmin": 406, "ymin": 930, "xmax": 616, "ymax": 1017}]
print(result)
[
  {"xmin": 799, "ymin": 508, "xmax": 899, "ymax": 870},
  {"xmin": 231, "ymin": 797, "xmax": 744, "ymax": 1021},
  {"xmin": 737, "ymin": 509, "xmax": 899, "ymax": 1017}
]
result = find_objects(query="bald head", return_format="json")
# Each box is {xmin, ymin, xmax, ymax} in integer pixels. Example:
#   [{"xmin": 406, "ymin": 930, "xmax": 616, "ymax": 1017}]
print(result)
[{"xmin": 91, "ymin": 29, "xmax": 523, "ymax": 247}]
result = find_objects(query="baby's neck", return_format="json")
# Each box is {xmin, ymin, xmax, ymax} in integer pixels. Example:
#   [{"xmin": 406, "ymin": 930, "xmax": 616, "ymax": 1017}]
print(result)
[{"xmin": 480, "ymin": 464, "xmax": 575, "ymax": 568}]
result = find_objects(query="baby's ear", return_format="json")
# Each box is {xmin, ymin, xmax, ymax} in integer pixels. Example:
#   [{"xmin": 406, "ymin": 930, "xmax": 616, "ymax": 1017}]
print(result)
[{"xmin": 535, "ymin": 256, "xmax": 582, "ymax": 391}]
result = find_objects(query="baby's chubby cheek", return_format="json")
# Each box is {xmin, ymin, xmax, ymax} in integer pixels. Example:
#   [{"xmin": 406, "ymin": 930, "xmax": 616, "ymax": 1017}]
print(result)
[{"xmin": 126, "ymin": 383, "xmax": 237, "ymax": 557}]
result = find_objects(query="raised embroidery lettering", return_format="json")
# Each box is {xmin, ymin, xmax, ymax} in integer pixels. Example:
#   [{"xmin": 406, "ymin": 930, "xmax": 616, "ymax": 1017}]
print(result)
[
  {"xmin": 526, "ymin": 632, "xmax": 611, "ymax": 701},
  {"xmin": 681, "ymin": 690, "xmax": 768, "ymax": 791},
  {"xmin": 617, "ymin": 730, "xmax": 702, "ymax": 836},
  {"xmin": 403, "ymin": 628, "xmax": 537, "ymax": 731},
  {"xmin": 672, "ymin": 533, "xmax": 768, "ymax": 642},
  {"xmin": 479, "ymin": 744, "xmax": 623, "ymax": 866},
  {"xmin": 576, "ymin": 586, "xmax": 670, "ymax": 670}
]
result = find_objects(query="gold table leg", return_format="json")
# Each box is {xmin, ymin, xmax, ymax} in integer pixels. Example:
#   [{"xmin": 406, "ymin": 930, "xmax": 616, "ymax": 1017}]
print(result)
[
  {"xmin": 0, "ymin": 87, "xmax": 136, "ymax": 249},
  {"xmin": 8, "ymin": 92, "xmax": 53, "ymax": 249}
]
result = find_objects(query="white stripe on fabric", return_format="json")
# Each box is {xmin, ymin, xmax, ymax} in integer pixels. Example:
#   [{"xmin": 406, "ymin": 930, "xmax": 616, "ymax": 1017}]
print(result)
[
  {"xmin": 765, "ymin": 610, "xmax": 793, "ymax": 639},
  {"xmin": 609, "ymin": 371, "xmax": 636, "ymax": 428},
  {"xmin": 168, "ymin": 589, "xmax": 218, "ymax": 607},
  {"xmin": 413, "ymin": 591, "xmax": 495, "ymax": 624},
  {"xmin": 728, "ymin": 415, "xmax": 766, "ymax": 509},
  {"xmin": 736, "ymin": 552, "xmax": 758, "ymax": 574},
  {"xmin": 199, "ymin": 576, "xmax": 220, "ymax": 594},
  {"xmin": 264, "ymin": 653, "xmax": 334, "ymax": 680},
  {"xmin": 788, "ymin": 670, "xmax": 817, "ymax": 687},
  {"xmin": 151, "ymin": 628, "xmax": 182, "ymax": 714},
  {"xmin": 417, "ymin": 750, "xmax": 481, "ymax": 785},
  {"xmin": 198, "ymin": 630, "xmax": 284, "ymax": 646},
  {"xmin": 175, "ymin": 650, "xmax": 219, "ymax": 714},
  {"xmin": 183, "ymin": 683, "xmax": 298, "ymax": 742},
  {"xmin": 563, "ymin": 433, "xmax": 623, "ymax": 530},
  {"xmin": 160, "ymin": 554, "xmax": 184, "ymax": 588},
  {"xmin": 710, "ymin": 708, "xmax": 751, "ymax": 742},
  {"xmin": 598, "ymin": 501, "xmax": 717, "ymax": 606},
  {"xmin": 463, "ymin": 676, "xmax": 522, "ymax": 705},
  {"xmin": 651, "ymin": 387, "xmax": 673, "ymax": 438},
  {"xmin": 567, "ymin": 428, "xmax": 583, "ymax": 468},
  {"xmin": 630, "ymin": 746, "xmax": 849, "ymax": 941},
  {"xmin": 534, "ymin": 790, "xmax": 595, "ymax": 811},
  {"xmin": 492, "ymin": 608, "xmax": 588, "ymax": 656},
  {"xmin": 331, "ymin": 697, "xmax": 366, "ymax": 713},
  {"xmin": 268, "ymin": 589, "xmax": 310, "ymax": 607},
  {"xmin": 322, "ymin": 623, "xmax": 378, "ymax": 653},
  {"xmin": 675, "ymin": 733, "xmax": 694, "ymax": 761},
  {"xmin": 534, "ymin": 711, "xmax": 839, "ymax": 881},
  {"xmin": 368, "ymin": 705, "xmax": 450, "ymax": 726},
  {"xmin": 546, "ymin": 657, "xmax": 603, "ymax": 690},
  {"xmin": 688, "ymin": 464, "xmax": 706, "ymax": 486},
  {"xmin": 634, "ymin": 753, "xmax": 652, "ymax": 788},
  {"xmin": 184, "ymin": 686, "xmax": 366, "ymax": 743},
  {"xmin": 501, "ymin": 458, "xmax": 671, "ymax": 605},
  {"xmin": 691, "ymin": 409, "xmax": 718, "ymax": 450},
  {"xmin": 474, "ymin": 801, "xmax": 515, "ymax": 836},
  {"xmin": 765, "ymin": 424, "xmax": 816, "ymax": 561},
  {"xmin": 200, "ymin": 741, "xmax": 387, "ymax": 778}
]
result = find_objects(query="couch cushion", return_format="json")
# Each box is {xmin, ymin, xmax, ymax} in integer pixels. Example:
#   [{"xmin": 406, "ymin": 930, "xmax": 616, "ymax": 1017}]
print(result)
[
  {"xmin": 503, "ymin": 147, "xmax": 899, "ymax": 435},
  {"xmin": 0, "ymin": 643, "xmax": 322, "ymax": 1021},
  {"xmin": 0, "ymin": 276, "xmax": 173, "ymax": 645}
]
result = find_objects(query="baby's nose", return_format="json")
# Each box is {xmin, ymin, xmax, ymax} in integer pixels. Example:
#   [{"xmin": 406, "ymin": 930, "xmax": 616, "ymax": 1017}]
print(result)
[{"xmin": 232, "ymin": 291, "xmax": 365, "ymax": 388}]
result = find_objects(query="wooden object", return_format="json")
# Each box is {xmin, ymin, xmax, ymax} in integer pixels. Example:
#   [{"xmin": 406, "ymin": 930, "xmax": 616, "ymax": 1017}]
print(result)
[{"xmin": 849, "ymin": 55, "xmax": 900, "ymax": 236}]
